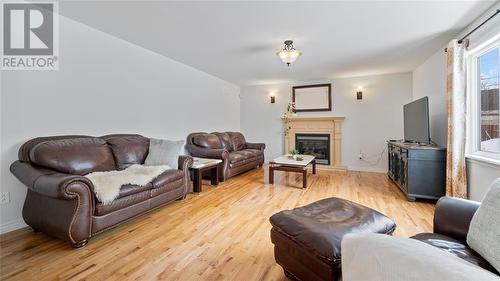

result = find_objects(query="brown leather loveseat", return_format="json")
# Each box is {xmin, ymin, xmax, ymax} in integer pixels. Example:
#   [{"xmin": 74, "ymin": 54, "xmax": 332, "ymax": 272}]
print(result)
[
  {"xmin": 10, "ymin": 134, "xmax": 193, "ymax": 247},
  {"xmin": 186, "ymin": 132, "xmax": 265, "ymax": 181}
]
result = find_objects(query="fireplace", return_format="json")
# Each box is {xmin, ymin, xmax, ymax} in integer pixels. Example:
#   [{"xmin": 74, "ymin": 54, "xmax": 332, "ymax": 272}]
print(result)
[
  {"xmin": 295, "ymin": 133, "xmax": 330, "ymax": 165},
  {"xmin": 283, "ymin": 116, "xmax": 345, "ymax": 171}
]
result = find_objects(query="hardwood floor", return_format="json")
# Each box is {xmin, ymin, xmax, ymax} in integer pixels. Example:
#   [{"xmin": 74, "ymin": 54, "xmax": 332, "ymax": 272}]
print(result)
[{"xmin": 0, "ymin": 167, "xmax": 434, "ymax": 281}]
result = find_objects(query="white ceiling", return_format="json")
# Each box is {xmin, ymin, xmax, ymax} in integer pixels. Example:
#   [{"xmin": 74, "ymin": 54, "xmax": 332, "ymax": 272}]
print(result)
[{"xmin": 60, "ymin": 1, "xmax": 496, "ymax": 86}]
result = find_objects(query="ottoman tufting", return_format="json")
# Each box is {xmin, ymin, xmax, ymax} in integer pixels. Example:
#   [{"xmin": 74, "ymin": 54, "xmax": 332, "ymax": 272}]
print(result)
[{"xmin": 270, "ymin": 197, "xmax": 396, "ymax": 281}]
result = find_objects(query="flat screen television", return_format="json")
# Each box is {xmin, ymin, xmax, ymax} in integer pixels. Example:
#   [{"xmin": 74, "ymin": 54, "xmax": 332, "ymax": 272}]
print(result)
[{"xmin": 404, "ymin": 97, "xmax": 430, "ymax": 144}]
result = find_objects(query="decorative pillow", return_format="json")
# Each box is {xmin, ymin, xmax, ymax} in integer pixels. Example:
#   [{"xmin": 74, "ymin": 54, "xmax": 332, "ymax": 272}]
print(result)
[
  {"xmin": 144, "ymin": 138, "xmax": 184, "ymax": 169},
  {"xmin": 467, "ymin": 178, "xmax": 500, "ymax": 273}
]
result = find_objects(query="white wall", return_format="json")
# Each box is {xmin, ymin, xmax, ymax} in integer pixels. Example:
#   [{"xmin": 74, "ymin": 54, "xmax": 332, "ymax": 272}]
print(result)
[
  {"xmin": 411, "ymin": 2, "xmax": 500, "ymax": 201},
  {"xmin": 412, "ymin": 51, "xmax": 448, "ymax": 147},
  {"xmin": 0, "ymin": 15, "xmax": 240, "ymax": 233},
  {"xmin": 240, "ymin": 73, "xmax": 413, "ymax": 173},
  {"xmin": 467, "ymin": 158, "xmax": 500, "ymax": 201}
]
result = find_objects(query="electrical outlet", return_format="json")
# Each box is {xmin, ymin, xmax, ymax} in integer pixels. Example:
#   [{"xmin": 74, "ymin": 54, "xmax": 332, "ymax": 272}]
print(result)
[{"xmin": 0, "ymin": 192, "xmax": 10, "ymax": 205}]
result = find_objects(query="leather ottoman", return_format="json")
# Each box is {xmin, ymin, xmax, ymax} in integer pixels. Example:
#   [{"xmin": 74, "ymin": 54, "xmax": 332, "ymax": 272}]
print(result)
[{"xmin": 270, "ymin": 197, "xmax": 396, "ymax": 281}]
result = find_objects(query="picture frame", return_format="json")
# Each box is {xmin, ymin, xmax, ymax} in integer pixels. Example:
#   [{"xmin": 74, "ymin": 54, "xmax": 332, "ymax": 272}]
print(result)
[{"xmin": 292, "ymin": 83, "xmax": 331, "ymax": 112}]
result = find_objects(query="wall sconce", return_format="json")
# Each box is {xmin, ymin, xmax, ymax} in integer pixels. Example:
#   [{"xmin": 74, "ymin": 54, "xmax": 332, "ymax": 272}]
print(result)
[
  {"xmin": 356, "ymin": 87, "xmax": 363, "ymax": 100},
  {"xmin": 270, "ymin": 95, "xmax": 276, "ymax": 103}
]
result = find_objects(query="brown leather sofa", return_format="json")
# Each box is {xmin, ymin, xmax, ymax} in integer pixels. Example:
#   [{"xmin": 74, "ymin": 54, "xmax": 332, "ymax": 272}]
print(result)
[
  {"xmin": 411, "ymin": 196, "xmax": 499, "ymax": 276},
  {"xmin": 186, "ymin": 132, "xmax": 265, "ymax": 181},
  {"xmin": 10, "ymin": 134, "xmax": 193, "ymax": 248}
]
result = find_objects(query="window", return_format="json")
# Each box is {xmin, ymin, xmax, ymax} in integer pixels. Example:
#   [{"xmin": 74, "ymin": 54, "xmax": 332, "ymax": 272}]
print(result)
[
  {"xmin": 478, "ymin": 48, "xmax": 499, "ymax": 153},
  {"xmin": 467, "ymin": 36, "xmax": 500, "ymax": 164}
]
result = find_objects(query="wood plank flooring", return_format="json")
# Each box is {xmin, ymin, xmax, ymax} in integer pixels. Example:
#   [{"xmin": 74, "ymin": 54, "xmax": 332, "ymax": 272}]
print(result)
[{"xmin": 0, "ymin": 167, "xmax": 434, "ymax": 281}]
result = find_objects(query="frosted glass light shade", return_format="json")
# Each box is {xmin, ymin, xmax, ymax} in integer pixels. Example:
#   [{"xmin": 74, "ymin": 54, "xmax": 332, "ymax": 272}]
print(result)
[{"xmin": 277, "ymin": 49, "xmax": 301, "ymax": 65}]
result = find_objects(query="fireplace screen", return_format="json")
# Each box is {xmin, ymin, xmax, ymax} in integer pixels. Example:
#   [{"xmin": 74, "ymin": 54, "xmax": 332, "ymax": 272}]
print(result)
[{"xmin": 295, "ymin": 134, "xmax": 330, "ymax": 165}]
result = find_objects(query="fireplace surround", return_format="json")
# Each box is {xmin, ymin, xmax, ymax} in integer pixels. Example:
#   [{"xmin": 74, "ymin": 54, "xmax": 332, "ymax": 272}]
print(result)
[{"xmin": 283, "ymin": 116, "xmax": 346, "ymax": 171}]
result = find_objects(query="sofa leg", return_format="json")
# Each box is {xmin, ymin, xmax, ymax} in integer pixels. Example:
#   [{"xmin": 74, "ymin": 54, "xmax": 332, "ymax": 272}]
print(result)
[
  {"xmin": 177, "ymin": 194, "xmax": 187, "ymax": 201},
  {"xmin": 73, "ymin": 239, "xmax": 88, "ymax": 248},
  {"xmin": 32, "ymin": 228, "xmax": 41, "ymax": 234}
]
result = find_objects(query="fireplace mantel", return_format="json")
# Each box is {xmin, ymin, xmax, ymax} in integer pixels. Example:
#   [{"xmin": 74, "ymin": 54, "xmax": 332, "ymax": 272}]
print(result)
[
  {"xmin": 286, "ymin": 116, "xmax": 345, "ymax": 122},
  {"xmin": 284, "ymin": 116, "xmax": 346, "ymax": 171}
]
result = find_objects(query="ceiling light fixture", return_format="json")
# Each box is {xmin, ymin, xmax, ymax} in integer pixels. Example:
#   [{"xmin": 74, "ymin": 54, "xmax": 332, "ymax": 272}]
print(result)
[{"xmin": 276, "ymin": 40, "xmax": 301, "ymax": 66}]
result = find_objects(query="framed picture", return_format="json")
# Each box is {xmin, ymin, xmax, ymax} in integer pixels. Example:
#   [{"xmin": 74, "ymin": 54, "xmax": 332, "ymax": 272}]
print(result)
[{"xmin": 292, "ymin": 84, "xmax": 331, "ymax": 112}]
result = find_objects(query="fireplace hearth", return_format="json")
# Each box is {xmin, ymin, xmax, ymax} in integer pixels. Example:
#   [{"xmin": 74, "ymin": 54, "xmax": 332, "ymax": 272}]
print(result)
[{"xmin": 295, "ymin": 134, "xmax": 330, "ymax": 165}]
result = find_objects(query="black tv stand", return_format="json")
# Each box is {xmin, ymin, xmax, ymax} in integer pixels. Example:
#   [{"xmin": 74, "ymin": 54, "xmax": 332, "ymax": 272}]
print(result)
[{"xmin": 387, "ymin": 141, "xmax": 446, "ymax": 201}]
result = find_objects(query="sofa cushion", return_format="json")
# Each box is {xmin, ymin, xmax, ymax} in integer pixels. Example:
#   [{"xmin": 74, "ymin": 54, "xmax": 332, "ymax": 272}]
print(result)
[
  {"xmin": 467, "ymin": 178, "xmax": 500, "ymax": 273},
  {"xmin": 227, "ymin": 132, "xmax": 246, "ymax": 151},
  {"xmin": 117, "ymin": 183, "xmax": 153, "ymax": 199},
  {"xmin": 151, "ymin": 177, "xmax": 184, "ymax": 197},
  {"xmin": 229, "ymin": 151, "xmax": 247, "ymax": 164},
  {"xmin": 95, "ymin": 190, "xmax": 150, "ymax": 216},
  {"xmin": 235, "ymin": 149, "xmax": 262, "ymax": 158},
  {"xmin": 193, "ymin": 134, "xmax": 222, "ymax": 149},
  {"xmin": 29, "ymin": 138, "xmax": 115, "ymax": 175},
  {"xmin": 144, "ymin": 138, "xmax": 184, "ymax": 168},
  {"xmin": 213, "ymin": 132, "xmax": 234, "ymax": 151},
  {"xmin": 105, "ymin": 136, "xmax": 149, "ymax": 170},
  {"xmin": 229, "ymin": 150, "xmax": 263, "ymax": 165},
  {"xmin": 412, "ymin": 233, "xmax": 499, "ymax": 274},
  {"xmin": 151, "ymin": 169, "xmax": 184, "ymax": 189}
]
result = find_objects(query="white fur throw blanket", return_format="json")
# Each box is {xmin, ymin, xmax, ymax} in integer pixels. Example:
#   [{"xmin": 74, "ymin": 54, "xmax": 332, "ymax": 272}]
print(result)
[{"xmin": 85, "ymin": 164, "xmax": 171, "ymax": 205}]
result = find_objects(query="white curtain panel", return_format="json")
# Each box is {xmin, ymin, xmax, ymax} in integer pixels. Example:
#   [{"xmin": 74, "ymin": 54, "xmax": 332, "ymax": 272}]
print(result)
[{"xmin": 446, "ymin": 39, "xmax": 468, "ymax": 198}]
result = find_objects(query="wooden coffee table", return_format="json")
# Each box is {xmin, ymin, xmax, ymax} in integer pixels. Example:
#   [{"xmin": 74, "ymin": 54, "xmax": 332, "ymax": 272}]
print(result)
[
  {"xmin": 269, "ymin": 155, "xmax": 316, "ymax": 189},
  {"xmin": 190, "ymin": 157, "xmax": 222, "ymax": 193}
]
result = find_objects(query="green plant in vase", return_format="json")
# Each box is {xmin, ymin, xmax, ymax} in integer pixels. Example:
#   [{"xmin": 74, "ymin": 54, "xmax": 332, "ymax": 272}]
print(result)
[{"xmin": 289, "ymin": 149, "xmax": 300, "ymax": 160}]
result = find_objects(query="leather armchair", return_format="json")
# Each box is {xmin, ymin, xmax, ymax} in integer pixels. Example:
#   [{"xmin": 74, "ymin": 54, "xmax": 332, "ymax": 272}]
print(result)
[
  {"xmin": 411, "ymin": 197, "xmax": 499, "ymax": 275},
  {"xmin": 186, "ymin": 132, "xmax": 265, "ymax": 181},
  {"xmin": 10, "ymin": 134, "xmax": 193, "ymax": 247},
  {"xmin": 432, "ymin": 196, "xmax": 480, "ymax": 243}
]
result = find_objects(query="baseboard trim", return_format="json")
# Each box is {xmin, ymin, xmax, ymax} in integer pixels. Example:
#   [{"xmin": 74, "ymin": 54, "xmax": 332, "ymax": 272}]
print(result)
[
  {"xmin": 0, "ymin": 219, "xmax": 28, "ymax": 234},
  {"xmin": 347, "ymin": 166, "xmax": 386, "ymax": 173}
]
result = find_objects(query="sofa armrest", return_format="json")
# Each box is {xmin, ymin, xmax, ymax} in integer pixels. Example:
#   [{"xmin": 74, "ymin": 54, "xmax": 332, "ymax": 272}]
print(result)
[
  {"xmin": 177, "ymin": 155, "xmax": 194, "ymax": 197},
  {"xmin": 245, "ymin": 142, "xmax": 266, "ymax": 151},
  {"xmin": 178, "ymin": 155, "xmax": 194, "ymax": 171},
  {"xmin": 186, "ymin": 144, "xmax": 229, "ymax": 160},
  {"xmin": 434, "ymin": 196, "xmax": 480, "ymax": 243},
  {"xmin": 10, "ymin": 161, "xmax": 94, "ymax": 200},
  {"xmin": 10, "ymin": 160, "xmax": 94, "ymax": 246}
]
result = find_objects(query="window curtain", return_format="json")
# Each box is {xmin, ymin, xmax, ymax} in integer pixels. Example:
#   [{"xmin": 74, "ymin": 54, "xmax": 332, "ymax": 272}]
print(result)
[{"xmin": 446, "ymin": 39, "xmax": 468, "ymax": 198}]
